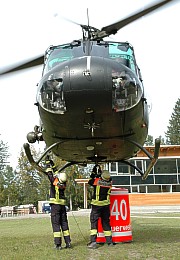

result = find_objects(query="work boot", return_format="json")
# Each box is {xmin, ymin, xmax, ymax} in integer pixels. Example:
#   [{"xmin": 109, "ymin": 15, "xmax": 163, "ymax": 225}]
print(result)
[
  {"xmin": 87, "ymin": 242, "xmax": 97, "ymax": 249},
  {"xmin": 65, "ymin": 242, "xmax": 72, "ymax": 249},
  {"xmin": 54, "ymin": 244, "xmax": 62, "ymax": 250}
]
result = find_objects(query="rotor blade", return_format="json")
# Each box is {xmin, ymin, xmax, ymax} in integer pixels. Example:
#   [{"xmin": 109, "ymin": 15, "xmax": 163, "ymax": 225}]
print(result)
[
  {"xmin": 0, "ymin": 55, "xmax": 44, "ymax": 75},
  {"xmin": 100, "ymin": 0, "xmax": 173, "ymax": 37},
  {"xmin": 54, "ymin": 13, "xmax": 82, "ymax": 27}
]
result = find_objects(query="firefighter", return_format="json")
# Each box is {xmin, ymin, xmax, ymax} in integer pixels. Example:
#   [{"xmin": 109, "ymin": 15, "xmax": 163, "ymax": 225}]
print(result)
[
  {"xmin": 45, "ymin": 158, "xmax": 71, "ymax": 250},
  {"xmin": 87, "ymin": 166, "xmax": 114, "ymax": 249}
]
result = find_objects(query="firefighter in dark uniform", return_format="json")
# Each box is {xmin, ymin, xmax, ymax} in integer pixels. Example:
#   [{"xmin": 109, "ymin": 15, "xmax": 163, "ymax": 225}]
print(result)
[
  {"xmin": 87, "ymin": 166, "xmax": 114, "ymax": 249},
  {"xmin": 45, "ymin": 158, "xmax": 71, "ymax": 250}
]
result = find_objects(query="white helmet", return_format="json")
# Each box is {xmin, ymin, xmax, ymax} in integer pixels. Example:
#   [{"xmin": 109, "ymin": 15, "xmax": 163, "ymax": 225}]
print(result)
[
  {"xmin": 56, "ymin": 172, "xmax": 67, "ymax": 183},
  {"xmin": 101, "ymin": 170, "xmax": 111, "ymax": 181}
]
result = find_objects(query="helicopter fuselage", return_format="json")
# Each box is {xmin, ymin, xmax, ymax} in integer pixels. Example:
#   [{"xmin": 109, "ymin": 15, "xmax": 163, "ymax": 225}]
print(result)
[{"xmin": 31, "ymin": 40, "xmax": 149, "ymax": 163}]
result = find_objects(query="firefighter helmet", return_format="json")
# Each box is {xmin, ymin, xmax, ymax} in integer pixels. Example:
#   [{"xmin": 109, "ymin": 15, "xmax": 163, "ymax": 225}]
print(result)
[
  {"xmin": 101, "ymin": 170, "xmax": 111, "ymax": 181},
  {"xmin": 56, "ymin": 172, "xmax": 67, "ymax": 183}
]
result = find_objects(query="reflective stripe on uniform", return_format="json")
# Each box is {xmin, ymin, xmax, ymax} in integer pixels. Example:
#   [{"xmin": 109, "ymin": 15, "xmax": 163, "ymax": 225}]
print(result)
[
  {"xmin": 54, "ymin": 231, "xmax": 61, "ymax": 238},
  {"xmin": 63, "ymin": 230, "xmax": 70, "ymax": 236},
  {"xmin": 96, "ymin": 185, "xmax": 100, "ymax": 201},
  {"xmin": 91, "ymin": 199, "xmax": 110, "ymax": 206},
  {"xmin": 104, "ymin": 230, "xmax": 112, "ymax": 236},
  {"xmin": 90, "ymin": 229, "xmax": 97, "ymax": 236},
  {"xmin": 49, "ymin": 198, "xmax": 66, "ymax": 205},
  {"xmin": 46, "ymin": 167, "xmax": 52, "ymax": 172},
  {"xmin": 55, "ymin": 186, "xmax": 59, "ymax": 201}
]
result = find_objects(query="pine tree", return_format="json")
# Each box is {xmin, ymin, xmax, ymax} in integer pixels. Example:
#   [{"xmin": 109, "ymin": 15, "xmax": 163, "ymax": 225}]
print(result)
[
  {"xmin": 16, "ymin": 147, "xmax": 44, "ymax": 206},
  {"xmin": 0, "ymin": 136, "xmax": 10, "ymax": 206},
  {"xmin": 0, "ymin": 136, "xmax": 9, "ymax": 172},
  {"xmin": 1, "ymin": 166, "xmax": 20, "ymax": 206},
  {"xmin": 145, "ymin": 135, "xmax": 154, "ymax": 145},
  {"xmin": 165, "ymin": 98, "xmax": 180, "ymax": 144},
  {"xmin": 145, "ymin": 135, "xmax": 167, "ymax": 146}
]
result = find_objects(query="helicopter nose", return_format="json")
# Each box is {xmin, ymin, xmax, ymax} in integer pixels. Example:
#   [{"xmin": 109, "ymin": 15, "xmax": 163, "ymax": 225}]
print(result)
[
  {"xmin": 66, "ymin": 56, "xmax": 143, "ymax": 112},
  {"xmin": 68, "ymin": 56, "xmax": 110, "ymax": 91},
  {"xmin": 37, "ymin": 56, "xmax": 112, "ymax": 114},
  {"xmin": 37, "ymin": 56, "xmax": 143, "ymax": 114}
]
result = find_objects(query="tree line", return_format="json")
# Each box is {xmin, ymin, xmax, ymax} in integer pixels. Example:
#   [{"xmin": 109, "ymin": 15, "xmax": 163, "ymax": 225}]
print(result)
[{"xmin": 0, "ymin": 98, "xmax": 179, "ymax": 209}]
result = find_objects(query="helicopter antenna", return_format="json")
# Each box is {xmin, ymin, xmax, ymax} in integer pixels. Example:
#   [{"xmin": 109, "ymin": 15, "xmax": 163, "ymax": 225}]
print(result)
[
  {"xmin": 87, "ymin": 8, "xmax": 89, "ymax": 27},
  {"xmin": 87, "ymin": 8, "xmax": 91, "ymax": 40}
]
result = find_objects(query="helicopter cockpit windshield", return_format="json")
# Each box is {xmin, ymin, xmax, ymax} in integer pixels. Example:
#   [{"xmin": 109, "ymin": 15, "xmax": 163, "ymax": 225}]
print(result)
[
  {"xmin": 43, "ymin": 44, "xmax": 75, "ymax": 74},
  {"xmin": 108, "ymin": 42, "xmax": 136, "ymax": 73},
  {"xmin": 43, "ymin": 41, "xmax": 137, "ymax": 75},
  {"xmin": 40, "ymin": 41, "xmax": 142, "ymax": 114}
]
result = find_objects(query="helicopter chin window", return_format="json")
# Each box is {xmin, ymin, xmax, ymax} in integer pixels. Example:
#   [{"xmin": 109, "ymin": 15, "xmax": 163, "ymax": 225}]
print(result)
[
  {"xmin": 38, "ymin": 76, "xmax": 67, "ymax": 114},
  {"xmin": 112, "ymin": 73, "xmax": 142, "ymax": 112}
]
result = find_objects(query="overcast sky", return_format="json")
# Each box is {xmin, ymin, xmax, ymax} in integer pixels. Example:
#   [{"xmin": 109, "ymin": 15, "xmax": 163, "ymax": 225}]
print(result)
[{"xmin": 0, "ymin": 0, "xmax": 179, "ymax": 168}]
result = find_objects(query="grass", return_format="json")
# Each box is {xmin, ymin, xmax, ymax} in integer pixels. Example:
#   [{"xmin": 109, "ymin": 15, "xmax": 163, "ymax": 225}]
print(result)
[{"xmin": 0, "ymin": 213, "xmax": 180, "ymax": 260}]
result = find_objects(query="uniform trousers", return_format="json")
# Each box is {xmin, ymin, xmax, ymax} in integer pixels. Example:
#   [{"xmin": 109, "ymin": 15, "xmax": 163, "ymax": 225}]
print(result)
[
  {"xmin": 90, "ymin": 204, "xmax": 112, "ymax": 243},
  {"xmin": 50, "ymin": 204, "xmax": 71, "ymax": 245}
]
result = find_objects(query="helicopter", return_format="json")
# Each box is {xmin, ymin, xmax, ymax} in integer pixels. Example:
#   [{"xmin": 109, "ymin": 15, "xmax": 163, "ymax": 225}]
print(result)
[{"xmin": 1, "ymin": 1, "xmax": 174, "ymax": 179}]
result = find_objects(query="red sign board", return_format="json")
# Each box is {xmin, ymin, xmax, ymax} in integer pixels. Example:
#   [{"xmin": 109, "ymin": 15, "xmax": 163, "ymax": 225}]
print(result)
[{"xmin": 97, "ymin": 188, "xmax": 132, "ymax": 243}]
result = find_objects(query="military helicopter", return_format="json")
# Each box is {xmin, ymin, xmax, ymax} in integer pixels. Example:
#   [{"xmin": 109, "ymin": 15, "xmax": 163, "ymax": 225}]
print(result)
[{"xmin": 1, "ymin": 0, "xmax": 173, "ymax": 178}]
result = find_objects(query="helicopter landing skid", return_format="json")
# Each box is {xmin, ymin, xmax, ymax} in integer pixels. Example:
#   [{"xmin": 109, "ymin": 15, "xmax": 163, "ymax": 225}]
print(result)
[
  {"xmin": 23, "ymin": 142, "xmax": 79, "ymax": 174},
  {"xmin": 124, "ymin": 138, "xmax": 161, "ymax": 180},
  {"xmin": 23, "ymin": 143, "xmax": 51, "ymax": 173},
  {"xmin": 24, "ymin": 138, "xmax": 160, "ymax": 179}
]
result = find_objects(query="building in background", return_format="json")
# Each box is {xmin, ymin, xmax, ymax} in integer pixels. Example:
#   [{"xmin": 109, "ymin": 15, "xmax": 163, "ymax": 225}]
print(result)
[{"xmin": 108, "ymin": 145, "xmax": 180, "ymax": 193}]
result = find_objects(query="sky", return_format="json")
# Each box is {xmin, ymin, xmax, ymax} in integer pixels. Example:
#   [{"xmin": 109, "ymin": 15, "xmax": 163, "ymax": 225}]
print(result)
[{"xmin": 0, "ymin": 0, "xmax": 179, "ymax": 168}]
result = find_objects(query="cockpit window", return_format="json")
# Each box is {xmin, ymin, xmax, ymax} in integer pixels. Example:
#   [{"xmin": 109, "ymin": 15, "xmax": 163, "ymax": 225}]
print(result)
[
  {"xmin": 43, "ymin": 45, "xmax": 73, "ymax": 74},
  {"xmin": 43, "ymin": 42, "xmax": 86, "ymax": 75},
  {"xmin": 108, "ymin": 43, "xmax": 136, "ymax": 73},
  {"xmin": 48, "ymin": 49, "xmax": 73, "ymax": 68},
  {"xmin": 43, "ymin": 41, "xmax": 137, "ymax": 75}
]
